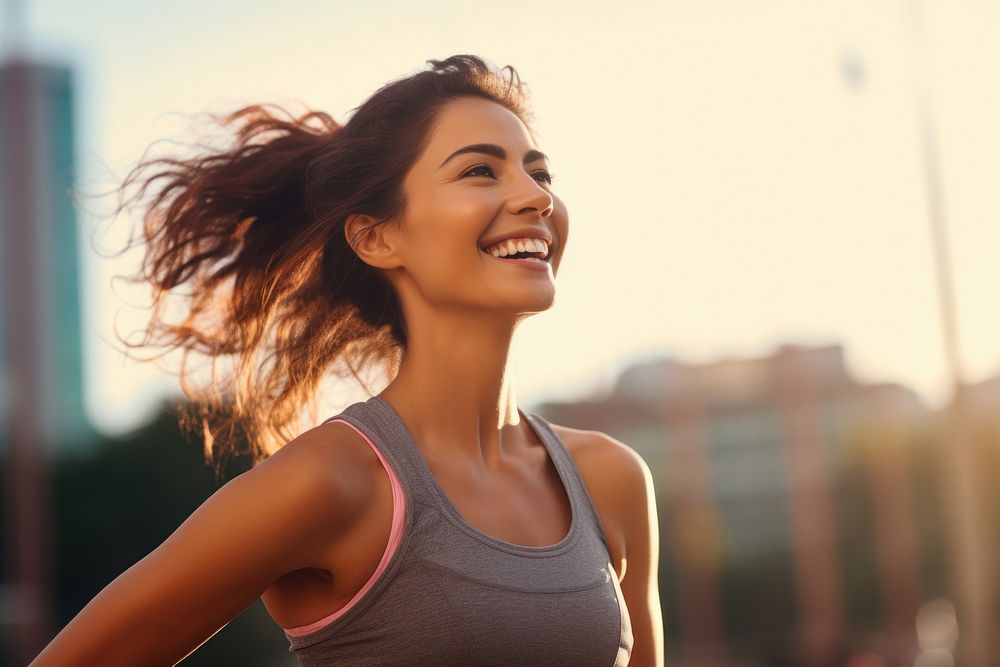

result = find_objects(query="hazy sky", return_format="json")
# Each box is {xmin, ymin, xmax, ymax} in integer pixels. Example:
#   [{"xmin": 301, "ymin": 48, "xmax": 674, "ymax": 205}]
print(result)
[{"xmin": 7, "ymin": 0, "xmax": 997, "ymax": 435}]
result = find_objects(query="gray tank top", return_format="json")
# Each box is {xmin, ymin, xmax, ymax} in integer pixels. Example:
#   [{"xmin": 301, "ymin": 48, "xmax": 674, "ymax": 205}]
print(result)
[{"xmin": 282, "ymin": 394, "xmax": 633, "ymax": 666}]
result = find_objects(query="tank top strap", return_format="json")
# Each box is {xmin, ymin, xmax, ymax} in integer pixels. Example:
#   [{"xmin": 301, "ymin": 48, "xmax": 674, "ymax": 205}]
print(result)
[
  {"xmin": 325, "ymin": 396, "xmax": 441, "ymax": 515},
  {"xmin": 521, "ymin": 411, "xmax": 614, "ymax": 560}
]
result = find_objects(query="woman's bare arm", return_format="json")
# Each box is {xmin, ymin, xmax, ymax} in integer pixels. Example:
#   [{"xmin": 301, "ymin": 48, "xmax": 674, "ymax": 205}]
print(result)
[{"xmin": 29, "ymin": 429, "xmax": 362, "ymax": 667}]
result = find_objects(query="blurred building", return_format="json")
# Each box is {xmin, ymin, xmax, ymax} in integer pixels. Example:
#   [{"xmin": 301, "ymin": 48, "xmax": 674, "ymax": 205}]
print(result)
[
  {"xmin": 535, "ymin": 344, "xmax": 927, "ymax": 559},
  {"xmin": 532, "ymin": 343, "xmax": 934, "ymax": 662},
  {"xmin": 963, "ymin": 373, "xmax": 1000, "ymax": 419},
  {"xmin": 0, "ymin": 59, "xmax": 95, "ymax": 456},
  {"xmin": 1, "ymin": 56, "xmax": 97, "ymax": 665}
]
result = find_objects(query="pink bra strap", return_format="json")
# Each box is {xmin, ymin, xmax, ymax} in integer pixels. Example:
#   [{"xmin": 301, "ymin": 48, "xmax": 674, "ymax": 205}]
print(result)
[{"xmin": 283, "ymin": 418, "xmax": 406, "ymax": 636}]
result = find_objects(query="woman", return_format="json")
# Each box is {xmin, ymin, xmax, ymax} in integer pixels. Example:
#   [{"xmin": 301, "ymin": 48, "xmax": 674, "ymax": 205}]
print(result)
[{"xmin": 31, "ymin": 55, "xmax": 663, "ymax": 666}]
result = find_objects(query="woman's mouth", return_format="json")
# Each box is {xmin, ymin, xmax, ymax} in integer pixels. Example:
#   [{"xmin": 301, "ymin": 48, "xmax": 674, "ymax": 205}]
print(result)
[
  {"xmin": 479, "ymin": 237, "xmax": 551, "ymax": 260},
  {"xmin": 479, "ymin": 246, "xmax": 552, "ymax": 272}
]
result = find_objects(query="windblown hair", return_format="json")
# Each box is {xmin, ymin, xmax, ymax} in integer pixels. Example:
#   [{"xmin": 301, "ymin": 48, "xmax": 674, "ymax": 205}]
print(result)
[{"xmin": 107, "ymin": 55, "xmax": 535, "ymax": 483}]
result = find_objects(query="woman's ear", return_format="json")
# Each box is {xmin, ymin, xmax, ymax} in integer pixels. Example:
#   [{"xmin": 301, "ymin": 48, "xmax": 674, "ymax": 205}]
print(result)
[{"xmin": 344, "ymin": 213, "xmax": 402, "ymax": 270}]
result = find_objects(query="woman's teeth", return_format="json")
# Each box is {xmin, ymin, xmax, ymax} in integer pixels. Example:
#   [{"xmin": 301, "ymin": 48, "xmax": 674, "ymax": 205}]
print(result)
[{"xmin": 481, "ymin": 238, "xmax": 549, "ymax": 259}]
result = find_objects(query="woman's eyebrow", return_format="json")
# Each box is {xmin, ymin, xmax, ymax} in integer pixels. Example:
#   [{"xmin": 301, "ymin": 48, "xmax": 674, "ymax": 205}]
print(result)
[{"xmin": 437, "ymin": 143, "xmax": 548, "ymax": 170}]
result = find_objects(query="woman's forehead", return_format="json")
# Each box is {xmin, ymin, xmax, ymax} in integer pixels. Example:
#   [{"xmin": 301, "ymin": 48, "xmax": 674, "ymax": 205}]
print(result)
[{"xmin": 424, "ymin": 97, "xmax": 539, "ymax": 161}]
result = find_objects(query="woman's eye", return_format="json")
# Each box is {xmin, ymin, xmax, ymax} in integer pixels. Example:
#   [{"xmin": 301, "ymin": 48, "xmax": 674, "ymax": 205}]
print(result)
[
  {"xmin": 463, "ymin": 163, "xmax": 496, "ymax": 178},
  {"xmin": 462, "ymin": 163, "xmax": 555, "ymax": 185}
]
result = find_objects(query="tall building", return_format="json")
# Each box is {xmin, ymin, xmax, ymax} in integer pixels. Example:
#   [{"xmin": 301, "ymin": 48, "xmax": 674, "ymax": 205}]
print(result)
[
  {"xmin": 1, "ymin": 57, "xmax": 96, "ymax": 664},
  {"xmin": 1, "ymin": 59, "xmax": 94, "ymax": 456}
]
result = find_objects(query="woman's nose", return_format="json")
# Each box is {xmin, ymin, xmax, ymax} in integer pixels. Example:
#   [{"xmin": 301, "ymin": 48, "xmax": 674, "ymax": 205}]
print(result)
[{"xmin": 507, "ymin": 172, "xmax": 554, "ymax": 217}]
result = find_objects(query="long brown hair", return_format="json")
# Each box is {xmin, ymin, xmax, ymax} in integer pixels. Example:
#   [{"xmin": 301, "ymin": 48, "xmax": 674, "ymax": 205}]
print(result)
[{"xmin": 106, "ymin": 55, "xmax": 536, "ymax": 482}]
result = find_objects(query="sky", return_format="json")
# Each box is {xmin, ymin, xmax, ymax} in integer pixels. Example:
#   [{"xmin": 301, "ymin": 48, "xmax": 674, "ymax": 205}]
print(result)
[{"xmin": 4, "ymin": 0, "xmax": 998, "ymax": 435}]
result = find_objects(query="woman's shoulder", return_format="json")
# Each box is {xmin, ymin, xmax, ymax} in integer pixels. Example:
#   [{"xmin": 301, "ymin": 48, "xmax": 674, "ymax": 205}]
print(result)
[
  {"xmin": 550, "ymin": 423, "xmax": 648, "ymax": 507},
  {"xmin": 545, "ymin": 420, "xmax": 614, "ymax": 463},
  {"xmin": 257, "ymin": 419, "xmax": 388, "ymax": 527},
  {"xmin": 545, "ymin": 421, "xmax": 639, "ymax": 468}
]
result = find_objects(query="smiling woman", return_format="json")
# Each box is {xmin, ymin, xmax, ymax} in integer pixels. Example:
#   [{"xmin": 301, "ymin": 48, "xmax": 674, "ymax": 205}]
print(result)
[{"xmin": 30, "ymin": 54, "xmax": 662, "ymax": 666}]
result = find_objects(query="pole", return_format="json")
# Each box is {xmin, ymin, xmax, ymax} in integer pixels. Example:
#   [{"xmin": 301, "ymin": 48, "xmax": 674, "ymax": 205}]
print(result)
[{"xmin": 902, "ymin": 1, "xmax": 992, "ymax": 664}]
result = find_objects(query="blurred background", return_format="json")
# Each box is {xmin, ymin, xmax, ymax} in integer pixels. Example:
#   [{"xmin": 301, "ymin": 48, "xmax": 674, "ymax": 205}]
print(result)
[{"xmin": 1, "ymin": 0, "xmax": 997, "ymax": 665}]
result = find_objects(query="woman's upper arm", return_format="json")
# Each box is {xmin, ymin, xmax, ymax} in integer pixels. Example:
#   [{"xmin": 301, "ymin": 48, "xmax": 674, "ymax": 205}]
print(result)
[
  {"xmin": 30, "ymin": 430, "xmax": 363, "ymax": 667},
  {"xmin": 600, "ymin": 433, "xmax": 665, "ymax": 667}
]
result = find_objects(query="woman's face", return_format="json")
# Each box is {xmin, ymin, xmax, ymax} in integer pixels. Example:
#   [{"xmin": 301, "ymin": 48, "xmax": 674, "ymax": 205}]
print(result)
[{"xmin": 386, "ymin": 95, "xmax": 569, "ymax": 316}]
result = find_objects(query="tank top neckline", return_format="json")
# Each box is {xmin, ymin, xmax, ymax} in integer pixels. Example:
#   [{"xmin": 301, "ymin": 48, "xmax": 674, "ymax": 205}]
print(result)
[{"xmin": 368, "ymin": 393, "xmax": 581, "ymax": 557}]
